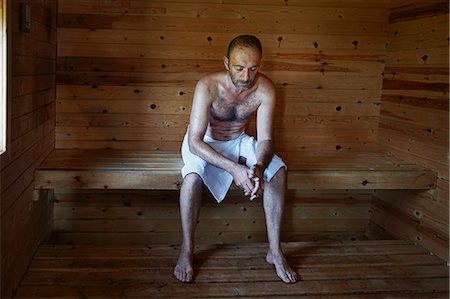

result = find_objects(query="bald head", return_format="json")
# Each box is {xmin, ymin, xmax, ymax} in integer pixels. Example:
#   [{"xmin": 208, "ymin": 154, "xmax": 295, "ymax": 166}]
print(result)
[{"xmin": 226, "ymin": 35, "xmax": 262, "ymax": 59}]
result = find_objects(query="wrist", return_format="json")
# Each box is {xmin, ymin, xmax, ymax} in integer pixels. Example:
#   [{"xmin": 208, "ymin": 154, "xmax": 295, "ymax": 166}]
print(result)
[{"xmin": 254, "ymin": 163, "xmax": 265, "ymax": 170}]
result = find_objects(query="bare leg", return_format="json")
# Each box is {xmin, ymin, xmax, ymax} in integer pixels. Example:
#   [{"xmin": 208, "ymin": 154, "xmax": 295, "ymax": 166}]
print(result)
[
  {"xmin": 263, "ymin": 168, "xmax": 298, "ymax": 283},
  {"xmin": 174, "ymin": 173, "xmax": 203, "ymax": 283}
]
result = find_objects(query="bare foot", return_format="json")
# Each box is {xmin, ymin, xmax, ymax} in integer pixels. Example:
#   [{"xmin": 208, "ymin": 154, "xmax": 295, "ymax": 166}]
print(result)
[
  {"xmin": 266, "ymin": 250, "xmax": 298, "ymax": 283},
  {"xmin": 174, "ymin": 249, "xmax": 194, "ymax": 283}
]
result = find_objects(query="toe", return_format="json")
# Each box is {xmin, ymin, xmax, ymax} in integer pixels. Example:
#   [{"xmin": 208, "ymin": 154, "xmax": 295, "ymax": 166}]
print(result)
[
  {"xmin": 290, "ymin": 271, "xmax": 298, "ymax": 283},
  {"xmin": 277, "ymin": 269, "xmax": 290, "ymax": 283}
]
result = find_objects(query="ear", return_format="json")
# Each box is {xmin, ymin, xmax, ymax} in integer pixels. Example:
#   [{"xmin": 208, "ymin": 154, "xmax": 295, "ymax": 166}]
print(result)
[{"xmin": 223, "ymin": 56, "xmax": 230, "ymax": 70}]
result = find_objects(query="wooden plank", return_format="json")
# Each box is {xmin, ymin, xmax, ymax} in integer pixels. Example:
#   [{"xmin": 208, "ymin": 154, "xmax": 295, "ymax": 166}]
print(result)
[
  {"xmin": 57, "ymin": 13, "xmax": 389, "ymax": 35},
  {"xmin": 379, "ymin": 118, "xmax": 448, "ymax": 147},
  {"xmin": 380, "ymin": 102, "xmax": 448, "ymax": 129},
  {"xmin": 12, "ymin": 55, "xmax": 56, "ymax": 76},
  {"xmin": 57, "ymin": 29, "xmax": 388, "ymax": 51},
  {"xmin": 52, "ymin": 231, "xmax": 369, "ymax": 245},
  {"xmin": 1, "ymin": 130, "xmax": 54, "ymax": 194},
  {"xmin": 11, "ymin": 74, "xmax": 56, "ymax": 98},
  {"xmin": 371, "ymin": 202, "xmax": 449, "ymax": 261},
  {"xmin": 20, "ymin": 265, "xmax": 448, "ymax": 286},
  {"xmin": 381, "ymin": 93, "xmax": 448, "ymax": 111},
  {"xmin": 376, "ymin": 190, "xmax": 448, "ymax": 237},
  {"xmin": 55, "ymin": 57, "xmax": 384, "ymax": 76},
  {"xmin": 51, "ymin": 189, "xmax": 373, "ymax": 206},
  {"xmin": 59, "ymin": 0, "xmax": 390, "ymax": 9},
  {"xmin": 57, "ymin": 42, "xmax": 386, "ymax": 60},
  {"xmin": 58, "ymin": 2, "xmax": 389, "ymax": 23},
  {"xmin": 288, "ymin": 169, "xmax": 435, "ymax": 190},
  {"xmin": 385, "ymin": 47, "xmax": 449, "ymax": 66},
  {"xmin": 16, "ymin": 240, "xmax": 447, "ymax": 298},
  {"xmin": 15, "ymin": 239, "xmax": 449, "ymax": 298},
  {"xmin": 27, "ymin": 253, "xmax": 446, "ymax": 270},
  {"xmin": 53, "ymin": 204, "xmax": 368, "ymax": 221},
  {"xmin": 1, "ymin": 128, "xmax": 54, "ymax": 214},
  {"xmin": 33, "ymin": 240, "xmax": 419, "ymax": 257},
  {"xmin": 389, "ymin": 1, "xmax": 448, "ymax": 23},
  {"xmin": 56, "ymin": 69, "xmax": 384, "ymax": 89},
  {"xmin": 34, "ymin": 166, "xmax": 436, "ymax": 190},
  {"xmin": 378, "ymin": 127, "xmax": 448, "ymax": 169},
  {"xmin": 52, "ymin": 128, "xmax": 379, "ymax": 144},
  {"xmin": 55, "ymin": 113, "xmax": 378, "ymax": 130},
  {"xmin": 55, "ymin": 100, "xmax": 380, "ymax": 116},
  {"xmin": 53, "ymin": 140, "xmax": 381, "ymax": 151},
  {"xmin": 17, "ymin": 279, "xmax": 445, "ymax": 298},
  {"xmin": 34, "ymin": 150, "xmax": 436, "ymax": 190},
  {"xmin": 11, "ymin": 89, "xmax": 55, "ymax": 118},
  {"xmin": 16, "ymin": 278, "xmax": 448, "ymax": 298},
  {"xmin": 56, "ymin": 84, "xmax": 381, "ymax": 103},
  {"xmin": 12, "ymin": 34, "xmax": 56, "ymax": 59},
  {"xmin": 11, "ymin": 102, "xmax": 55, "ymax": 140},
  {"xmin": 387, "ymin": 14, "xmax": 448, "ymax": 37},
  {"xmin": 35, "ymin": 169, "xmax": 182, "ymax": 190},
  {"xmin": 53, "ymin": 218, "xmax": 369, "ymax": 233}
]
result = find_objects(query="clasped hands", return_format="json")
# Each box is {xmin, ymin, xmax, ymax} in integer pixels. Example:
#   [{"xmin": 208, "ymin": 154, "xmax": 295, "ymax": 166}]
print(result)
[{"xmin": 232, "ymin": 164, "xmax": 263, "ymax": 201}]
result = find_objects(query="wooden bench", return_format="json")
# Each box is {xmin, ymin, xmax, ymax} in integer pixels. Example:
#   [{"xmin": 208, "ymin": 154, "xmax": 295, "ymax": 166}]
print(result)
[{"xmin": 34, "ymin": 149, "xmax": 437, "ymax": 192}]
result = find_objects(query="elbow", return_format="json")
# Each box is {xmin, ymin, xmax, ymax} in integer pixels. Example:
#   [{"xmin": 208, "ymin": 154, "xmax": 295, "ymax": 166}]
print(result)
[
  {"xmin": 188, "ymin": 137, "xmax": 202, "ymax": 156},
  {"xmin": 259, "ymin": 138, "xmax": 274, "ymax": 148}
]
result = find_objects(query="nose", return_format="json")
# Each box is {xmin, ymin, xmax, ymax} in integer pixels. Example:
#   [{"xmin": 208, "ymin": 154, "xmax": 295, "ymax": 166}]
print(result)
[{"xmin": 242, "ymin": 69, "xmax": 249, "ymax": 81}]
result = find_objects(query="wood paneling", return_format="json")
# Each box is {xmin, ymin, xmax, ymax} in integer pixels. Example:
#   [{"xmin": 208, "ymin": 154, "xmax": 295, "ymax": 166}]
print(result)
[
  {"xmin": 374, "ymin": 1, "xmax": 449, "ymax": 261},
  {"xmin": 51, "ymin": 190, "xmax": 372, "ymax": 245},
  {"xmin": 56, "ymin": 0, "xmax": 389, "ymax": 155},
  {"xmin": 0, "ymin": 0, "xmax": 56, "ymax": 297},
  {"xmin": 34, "ymin": 149, "xmax": 436, "ymax": 191}
]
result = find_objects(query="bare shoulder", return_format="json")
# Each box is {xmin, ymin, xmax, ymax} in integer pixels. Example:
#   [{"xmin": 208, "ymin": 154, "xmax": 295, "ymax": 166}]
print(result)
[
  {"xmin": 256, "ymin": 73, "xmax": 276, "ymax": 103},
  {"xmin": 197, "ymin": 72, "xmax": 227, "ymax": 89}
]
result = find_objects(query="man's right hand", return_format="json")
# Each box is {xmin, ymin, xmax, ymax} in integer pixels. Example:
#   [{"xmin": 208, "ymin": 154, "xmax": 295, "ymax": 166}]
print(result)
[{"xmin": 231, "ymin": 164, "xmax": 256, "ymax": 197}]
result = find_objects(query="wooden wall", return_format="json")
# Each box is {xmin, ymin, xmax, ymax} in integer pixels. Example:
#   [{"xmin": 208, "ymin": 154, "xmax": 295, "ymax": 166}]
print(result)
[
  {"xmin": 52, "ymin": 190, "xmax": 373, "ymax": 245},
  {"xmin": 0, "ymin": 0, "xmax": 56, "ymax": 297},
  {"xmin": 52, "ymin": 0, "xmax": 390, "ymax": 246},
  {"xmin": 373, "ymin": 0, "xmax": 449, "ymax": 261},
  {"xmin": 56, "ymin": 0, "xmax": 389, "ymax": 158}
]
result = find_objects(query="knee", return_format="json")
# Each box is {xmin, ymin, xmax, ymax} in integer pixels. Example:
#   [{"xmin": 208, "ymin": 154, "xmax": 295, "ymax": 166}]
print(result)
[
  {"xmin": 274, "ymin": 167, "xmax": 286, "ymax": 181},
  {"xmin": 182, "ymin": 173, "xmax": 203, "ymax": 189},
  {"xmin": 268, "ymin": 167, "xmax": 286, "ymax": 187}
]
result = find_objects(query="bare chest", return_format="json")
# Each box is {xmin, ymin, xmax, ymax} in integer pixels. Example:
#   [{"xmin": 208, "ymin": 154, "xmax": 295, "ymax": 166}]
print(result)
[{"xmin": 210, "ymin": 95, "xmax": 259, "ymax": 122}]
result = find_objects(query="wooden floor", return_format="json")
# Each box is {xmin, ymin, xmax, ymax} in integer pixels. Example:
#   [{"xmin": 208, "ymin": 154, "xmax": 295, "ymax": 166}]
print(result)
[{"xmin": 16, "ymin": 240, "xmax": 448, "ymax": 298}]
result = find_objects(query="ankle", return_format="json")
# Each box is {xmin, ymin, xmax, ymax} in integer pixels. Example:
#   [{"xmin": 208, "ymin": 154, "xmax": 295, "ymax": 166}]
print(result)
[
  {"xmin": 180, "ymin": 243, "xmax": 194, "ymax": 254},
  {"xmin": 268, "ymin": 244, "xmax": 283, "ymax": 254}
]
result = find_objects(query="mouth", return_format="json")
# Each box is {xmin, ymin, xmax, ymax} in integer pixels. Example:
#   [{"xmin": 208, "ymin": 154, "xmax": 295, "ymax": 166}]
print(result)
[{"xmin": 236, "ymin": 81, "xmax": 251, "ymax": 87}]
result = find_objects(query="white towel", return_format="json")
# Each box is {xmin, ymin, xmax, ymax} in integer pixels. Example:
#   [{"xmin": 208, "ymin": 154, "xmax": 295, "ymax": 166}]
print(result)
[{"xmin": 181, "ymin": 130, "xmax": 287, "ymax": 203}]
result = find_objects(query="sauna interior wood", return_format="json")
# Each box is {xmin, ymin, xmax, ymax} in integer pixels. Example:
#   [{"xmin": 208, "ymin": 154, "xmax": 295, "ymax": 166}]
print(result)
[{"xmin": 0, "ymin": 0, "xmax": 448, "ymax": 297}]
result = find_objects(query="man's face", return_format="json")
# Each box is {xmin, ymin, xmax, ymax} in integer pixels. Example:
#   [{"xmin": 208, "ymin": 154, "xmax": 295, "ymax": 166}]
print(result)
[{"xmin": 224, "ymin": 46, "xmax": 261, "ymax": 91}]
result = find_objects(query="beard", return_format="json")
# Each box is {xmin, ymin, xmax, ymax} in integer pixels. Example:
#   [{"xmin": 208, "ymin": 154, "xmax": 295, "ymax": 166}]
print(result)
[{"xmin": 229, "ymin": 71, "xmax": 252, "ymax": 90}]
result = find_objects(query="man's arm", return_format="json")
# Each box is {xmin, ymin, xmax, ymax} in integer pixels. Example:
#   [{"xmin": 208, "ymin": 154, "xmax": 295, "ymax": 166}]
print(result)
[
  {"xmin": 256, "ymin": 77, "xmax": 276, "ymax": 167},
  {"xmin": 188, "ymin": 79, "xmax": 256, "ymax": 195},
  {"xmin": 249, "ymin": 77, "xmax": 276, "ymax": 199}
]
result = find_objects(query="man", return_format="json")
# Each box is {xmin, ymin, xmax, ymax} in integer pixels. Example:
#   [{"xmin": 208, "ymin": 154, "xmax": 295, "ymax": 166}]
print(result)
[{"xmin": 173, "ymin": 35, "xmax": 297, "ymax": 284}]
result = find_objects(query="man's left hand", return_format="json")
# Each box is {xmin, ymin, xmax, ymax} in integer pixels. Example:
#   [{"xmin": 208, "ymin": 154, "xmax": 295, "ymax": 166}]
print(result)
[{"xmin": 248, "ymin": 164, "xmax": 264, "ymax": 200}]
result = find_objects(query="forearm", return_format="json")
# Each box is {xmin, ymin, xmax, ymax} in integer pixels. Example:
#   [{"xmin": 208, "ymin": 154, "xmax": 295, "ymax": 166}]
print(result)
[
  {"xmin": 189, "ymin": 140, "xmax": 238, "ymax": 173},
  {"xmin": 255, "ymin": 139, "xmax": 274, "ymax": 170}
]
